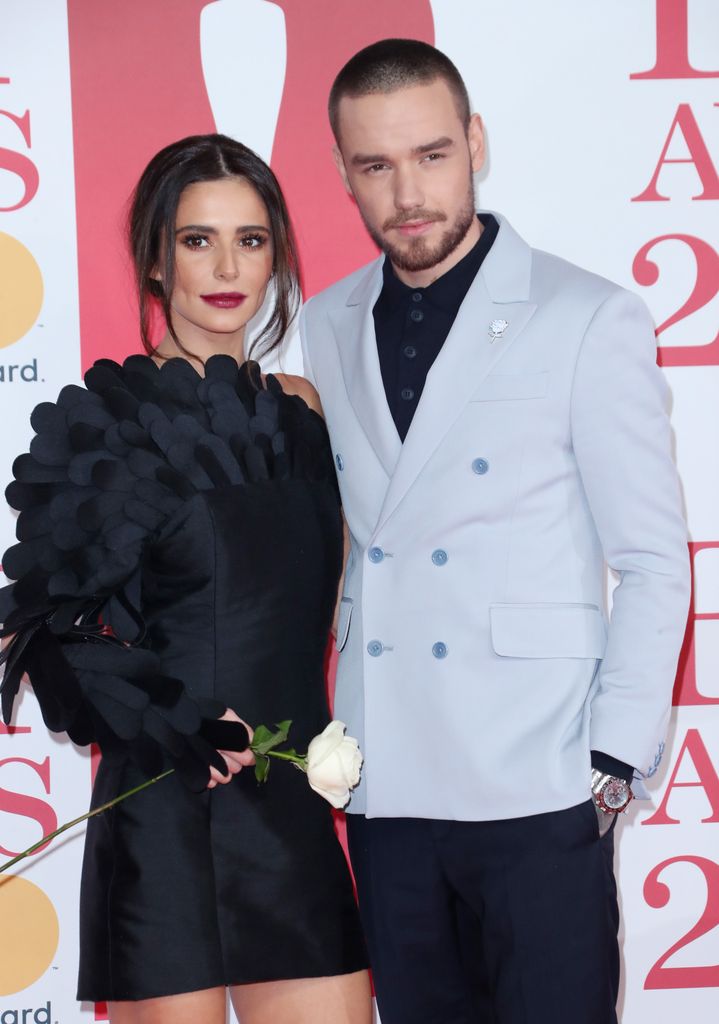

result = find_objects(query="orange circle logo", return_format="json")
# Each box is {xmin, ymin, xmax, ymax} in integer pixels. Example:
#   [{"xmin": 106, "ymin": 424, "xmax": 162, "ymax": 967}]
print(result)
[
  {"xmin": 0, "ymin": 875, "xmax": 59, "ymax": 995},
  {"xmin": 0, "ymin": 232, "xmax": 44, "ymax": 349}
]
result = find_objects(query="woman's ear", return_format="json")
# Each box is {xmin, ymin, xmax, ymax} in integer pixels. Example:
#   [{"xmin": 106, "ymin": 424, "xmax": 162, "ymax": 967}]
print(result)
[{"xmin": 148, "ymin": 274, "xmax": 164, "ymax": 298}]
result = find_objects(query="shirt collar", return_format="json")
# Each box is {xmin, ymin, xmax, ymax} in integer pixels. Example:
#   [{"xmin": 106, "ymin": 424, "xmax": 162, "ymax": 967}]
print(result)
[{"xmin": 379, "ymin": 214, "xmax": 499, "ymax": 315}]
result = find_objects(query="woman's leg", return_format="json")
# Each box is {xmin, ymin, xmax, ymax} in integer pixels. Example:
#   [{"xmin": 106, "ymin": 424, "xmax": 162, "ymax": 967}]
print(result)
[
  {"xmin": 230, "ymin": 970, "xmax": 372, "ymax": 1024},
  {"xmin": 109, "ymin": 986, "xmax": 227, "ymax": 1024}
]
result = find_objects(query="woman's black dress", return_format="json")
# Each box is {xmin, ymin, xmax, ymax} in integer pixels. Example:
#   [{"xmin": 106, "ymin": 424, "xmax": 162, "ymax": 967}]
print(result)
[{"xmin": 0, "ymin": 356, "xmax": 366, "ymax": 1000}]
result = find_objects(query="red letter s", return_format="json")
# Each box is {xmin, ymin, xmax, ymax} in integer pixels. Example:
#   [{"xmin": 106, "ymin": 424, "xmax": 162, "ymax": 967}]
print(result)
[
  {"xmin": 0, "ymin": 756, "xmax": 56, "ymax": 857},
  {"xmin": 0, "ymin": 106, "xmax": 39, "ymax": 212}
]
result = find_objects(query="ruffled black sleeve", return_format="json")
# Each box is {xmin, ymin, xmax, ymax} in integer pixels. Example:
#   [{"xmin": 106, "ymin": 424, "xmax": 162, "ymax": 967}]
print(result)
[{"xmin": 0, "ymin": 355, "xmax": 265, "ymax": 790}]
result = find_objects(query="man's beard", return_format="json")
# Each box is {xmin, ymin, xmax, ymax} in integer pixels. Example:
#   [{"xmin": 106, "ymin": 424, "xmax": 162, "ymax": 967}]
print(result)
[{"xmin": 362, "ymin": 179, "xmax": 477, "ymax": 274}]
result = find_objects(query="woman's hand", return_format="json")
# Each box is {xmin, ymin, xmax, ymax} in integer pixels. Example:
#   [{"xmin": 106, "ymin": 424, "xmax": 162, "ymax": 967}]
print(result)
[{"xmin": 207, "ymin": 709, "xmax": 255, "ymax": 789}]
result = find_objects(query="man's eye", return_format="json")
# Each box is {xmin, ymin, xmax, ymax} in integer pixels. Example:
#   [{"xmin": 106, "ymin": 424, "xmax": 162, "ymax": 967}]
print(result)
[
  {"xmin": 423, "ymin": 152, "xmax": 444, "ymax": 162},
  {"xmin": 366, "ymin": 164, "xmax": 388, "ymax": 174}
]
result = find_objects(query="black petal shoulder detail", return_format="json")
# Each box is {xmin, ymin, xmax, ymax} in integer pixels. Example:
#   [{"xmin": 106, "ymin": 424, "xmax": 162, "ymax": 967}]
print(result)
[{"xmin": 0, "ymin": 355, "xmax": 328, "ymax": 787}]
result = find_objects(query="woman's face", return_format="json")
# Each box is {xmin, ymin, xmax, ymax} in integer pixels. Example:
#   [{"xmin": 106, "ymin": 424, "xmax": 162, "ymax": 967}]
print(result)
[{"xmin": 166, "ymin": 176, "xmax": 274, "ymax": 350}]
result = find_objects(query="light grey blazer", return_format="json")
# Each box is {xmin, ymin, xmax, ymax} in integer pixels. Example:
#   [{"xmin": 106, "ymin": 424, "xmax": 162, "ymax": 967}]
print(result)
[{"xmin": 300, "ymin": 213, "xmax": 691, "ymax": 821}]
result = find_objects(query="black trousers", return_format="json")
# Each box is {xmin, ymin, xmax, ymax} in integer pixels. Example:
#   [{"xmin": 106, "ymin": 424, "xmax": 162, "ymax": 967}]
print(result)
[{"xmin": 346, "ymin": 801, "xmax": 619, "ymax": 1024}]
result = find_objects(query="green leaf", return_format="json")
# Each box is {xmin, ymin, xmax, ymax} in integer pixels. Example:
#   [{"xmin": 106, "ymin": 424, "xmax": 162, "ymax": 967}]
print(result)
[
  {"xmin": 250, "ymin": 720, "xmax": 292, "ymax": 756},
  {"xmin": 254, "ymin": 754, "xmax": 270, "ymax": 783},
  {"xmin": 251, "ymin": 725, "xmax": 274, "ymax": 751},
  {"xmin": 270, "ymin": 719, "xmax": 292, "ymax": 745}
]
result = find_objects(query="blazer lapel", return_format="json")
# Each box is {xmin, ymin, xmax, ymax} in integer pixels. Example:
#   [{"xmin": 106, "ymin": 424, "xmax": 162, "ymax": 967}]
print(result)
[
  {"xmin": 377, "ymin": 214, "xmax": 538, "ymax": 530},
  {"xmin": 329, "ymin": 259, "xmax": 402, "ymax": 477}
]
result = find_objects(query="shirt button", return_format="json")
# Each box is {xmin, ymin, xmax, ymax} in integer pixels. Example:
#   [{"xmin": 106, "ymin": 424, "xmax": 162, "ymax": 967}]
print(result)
[
  {"xmin": 368, "ymin": 546, "xmax": 385, "ymax": 564},
  {"xmin": 336, "ymin": 454, "xmax": 344, "ymax": 471},
  {"xmin": 431, "ymin": 549, "xmax": 448, "ymax": 566},
  {"xmin": 410, "ymin": 308, "xmax": 424, "ymax": 323},
  {"xmin": 401, "ymin": 388, "xmax": 415, "ymax": 401},
  {"xmin": 412, "ymin": 292, "xmax": 423, "ymax": 303},
  {"xmin": 403, "ymin": 345, "xmax": 417, "ymax": 359},
  {"xmin": 367, "ymin": 640, "xmax": 384, "ymax": 657},
  {"xmin": 472, "ymin": 457, "xmax": 489, "ymax": 475},
  {"xmin": 432, "ymin": 641, "xmax": 448, "ymax": 659}
]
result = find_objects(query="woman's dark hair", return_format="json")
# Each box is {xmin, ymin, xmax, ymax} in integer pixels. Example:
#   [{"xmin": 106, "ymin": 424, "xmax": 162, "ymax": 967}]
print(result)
[{"xmin": 129, "ymin": 133, "xmax": 300, "ymax": 362}]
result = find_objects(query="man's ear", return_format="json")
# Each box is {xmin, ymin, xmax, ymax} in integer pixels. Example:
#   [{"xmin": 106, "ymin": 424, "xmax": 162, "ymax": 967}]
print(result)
[
  {"xmin": 467, "ymin": 114, "xmax": 486, "ymax": 174},
  {"xmin": 333, "ymin": 145, "xmax": 353, "ymax": 196}
]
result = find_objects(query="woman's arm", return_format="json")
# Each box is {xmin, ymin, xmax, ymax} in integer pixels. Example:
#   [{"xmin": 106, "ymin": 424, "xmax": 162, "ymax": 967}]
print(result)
[{"xmin": 273, "ymin": 373, "xmax": 324, "ymax": 416}]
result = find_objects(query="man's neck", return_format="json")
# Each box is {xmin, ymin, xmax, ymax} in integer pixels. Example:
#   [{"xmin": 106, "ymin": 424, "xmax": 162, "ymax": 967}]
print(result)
[{"xmin": 391, "ymin": 215, "xmax": 483, "ymax": 289}]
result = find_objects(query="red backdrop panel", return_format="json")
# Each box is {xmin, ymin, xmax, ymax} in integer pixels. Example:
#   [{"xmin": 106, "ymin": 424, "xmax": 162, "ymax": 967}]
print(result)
[{"xmin": 67, "ymin": 0, "xmax": 433, "ymax": 371}]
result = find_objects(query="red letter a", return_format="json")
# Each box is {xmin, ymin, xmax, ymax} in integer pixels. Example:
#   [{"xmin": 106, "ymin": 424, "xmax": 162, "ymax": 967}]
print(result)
[{"xmin": 633, "ymin": 104, "xmax": 719, "ymax": 202}]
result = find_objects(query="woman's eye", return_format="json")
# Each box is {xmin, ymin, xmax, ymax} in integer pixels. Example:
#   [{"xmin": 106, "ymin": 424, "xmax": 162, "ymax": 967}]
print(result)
[
  {"xmin": 182, "ymin": 234, "xmax": 209, "ymax": 249},
  {"xmin": 239, "ymin": 233, "xmax": 268, "ymax": 249}
]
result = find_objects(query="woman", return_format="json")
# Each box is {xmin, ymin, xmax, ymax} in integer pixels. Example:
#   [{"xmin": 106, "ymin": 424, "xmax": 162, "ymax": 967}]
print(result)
[{"xmin": 0, "ymin": 135, "xmax": 370, "ymax": 1024}]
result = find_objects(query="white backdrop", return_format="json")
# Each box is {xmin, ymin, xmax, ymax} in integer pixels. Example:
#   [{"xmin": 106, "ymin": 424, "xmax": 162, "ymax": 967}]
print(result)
[{"xmin": 0, "ymin": 2, "xmax": 717, "ymax": 1021}]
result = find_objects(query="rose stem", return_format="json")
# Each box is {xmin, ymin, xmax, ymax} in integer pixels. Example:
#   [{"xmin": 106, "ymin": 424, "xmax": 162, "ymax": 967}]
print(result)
[{"xmin": 0, "ymin": 768, "xmax": 175, "ymax": 875}]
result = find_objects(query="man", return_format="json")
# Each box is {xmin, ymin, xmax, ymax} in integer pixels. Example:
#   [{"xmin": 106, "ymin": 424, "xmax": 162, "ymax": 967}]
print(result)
[{"xmin": 300, "ymin": 38, "xmax": 690, "ymax": 1024}]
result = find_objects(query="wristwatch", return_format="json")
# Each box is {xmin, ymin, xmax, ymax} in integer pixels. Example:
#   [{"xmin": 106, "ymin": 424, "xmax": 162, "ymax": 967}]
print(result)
[{"xmin": 590, "ymin": 769, "xmax": 633, "ymax": 814}]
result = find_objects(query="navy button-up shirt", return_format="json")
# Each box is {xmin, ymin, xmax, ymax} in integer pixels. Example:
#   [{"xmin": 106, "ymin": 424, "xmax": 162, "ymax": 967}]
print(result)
[{"xmin": 373, "ymin": 214, "xmax": 499, "ymax": 443}]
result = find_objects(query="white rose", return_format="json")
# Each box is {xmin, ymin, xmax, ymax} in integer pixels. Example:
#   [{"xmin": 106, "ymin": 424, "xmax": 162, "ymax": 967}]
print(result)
[{"xmin": 305, "ymin": 720, "xmax": 363, "ymax": 809}]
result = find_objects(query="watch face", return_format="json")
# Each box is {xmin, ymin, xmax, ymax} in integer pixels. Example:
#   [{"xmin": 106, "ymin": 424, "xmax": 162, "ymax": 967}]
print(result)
[{"xmin": 603, "ymin": 778, "xmax": 631, "ymax": 811}]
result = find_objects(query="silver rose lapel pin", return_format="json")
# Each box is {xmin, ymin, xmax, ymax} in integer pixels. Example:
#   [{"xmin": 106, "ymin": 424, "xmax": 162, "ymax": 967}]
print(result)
[{"xmin": 488, "ymin": 318, "xmax": 509, "ymax": 343}]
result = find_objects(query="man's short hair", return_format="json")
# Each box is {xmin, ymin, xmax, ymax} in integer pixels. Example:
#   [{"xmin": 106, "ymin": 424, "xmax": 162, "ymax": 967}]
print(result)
[{"xmin": 329, "ymin": 38, "xmax": 471, "ymax": 141}]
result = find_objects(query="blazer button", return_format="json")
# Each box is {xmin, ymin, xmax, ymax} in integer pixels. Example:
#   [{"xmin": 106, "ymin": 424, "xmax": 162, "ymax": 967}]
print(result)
[
  {"xmin": 472, "ymin": 457, "xmax": 489, "ymax": 475},
  {"xmin": 367, "ymin": 640, "xmax": 384, "ymax": 657},
  {"xmin": 431, "ymin": 549, "xmax": 448, "ymax": 566},
  {"xmin": 432, "ymin": 641, "xmax": 448, "ymax": 659},
  {"xmin": 368, "ymin": 546, "xmax": 385, "ymax": 564},
  {"xmin": 335, "ymin": 454, "xmax": 344, "ymax": 471}
]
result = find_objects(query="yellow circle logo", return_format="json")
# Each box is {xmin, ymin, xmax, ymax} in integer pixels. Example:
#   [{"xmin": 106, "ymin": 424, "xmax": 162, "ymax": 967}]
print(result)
[
  {"xmin": 0, "ymin": 232, "xmax": 44, "ymax": 349},
  {"xmin": 0, "ymin": 875, "xmax": 59, "ymax": 995}
]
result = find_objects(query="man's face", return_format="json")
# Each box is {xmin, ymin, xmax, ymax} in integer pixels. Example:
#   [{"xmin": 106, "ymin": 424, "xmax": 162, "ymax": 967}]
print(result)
[{"xmin": 333, "ymin": 79, "xmax": 485, "ymax": 285}]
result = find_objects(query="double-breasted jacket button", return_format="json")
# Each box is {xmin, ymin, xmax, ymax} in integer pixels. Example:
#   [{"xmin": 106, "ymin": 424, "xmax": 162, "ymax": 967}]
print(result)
[
  {"xmin": 368, "ymin": 546, "xmax": 385, "ymax": 564},
  {"xmin": 404, "ymin": 345, "xmax": 417, "ymax": 359},
  {"xmin": 471, "ymin": 457, "xmax": 489, "ymax": 475},
  {"xmin": 335, "ymin": 454, "xmax": 344, "ymax": 471},
  {"xmin": 432, "ymin": 641, "xmax": 448, "ymax": 659},
  {"xmin": 431, "ymin": 549, "xmax": 448, "ymax": 566},
  {"xmin": 409, "ymin": 308, "xmax": 424, "ymax": 323},
  {"xmin": 367, "ymin": 640, "xmax": 384, "ymax": 657}
]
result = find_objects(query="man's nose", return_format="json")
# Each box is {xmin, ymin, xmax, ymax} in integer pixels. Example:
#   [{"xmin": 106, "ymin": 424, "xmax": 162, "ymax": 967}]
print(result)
[{"xmin": 393, "ymin": 165, "xmax": 424, "ymax": 211}]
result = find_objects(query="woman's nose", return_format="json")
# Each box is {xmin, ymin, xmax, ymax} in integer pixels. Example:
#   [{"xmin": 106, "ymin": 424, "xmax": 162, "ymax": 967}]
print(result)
[{"xmin": 214, "ymin": 245, "xmax": 239, "ymax": 279}]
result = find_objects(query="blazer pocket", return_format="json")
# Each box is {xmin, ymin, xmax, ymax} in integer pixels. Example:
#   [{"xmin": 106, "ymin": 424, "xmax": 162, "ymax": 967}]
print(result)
[
  {"xmin": 490, "ymin": 603, "xmax": 607, "ymax": 659},
  {"xmin": 336, "ymin": 597, "xmax": 353, "ymax": 652},
  {"xmin": 470, "ymin": 372, "xmax": 548, "ymax": 402}
]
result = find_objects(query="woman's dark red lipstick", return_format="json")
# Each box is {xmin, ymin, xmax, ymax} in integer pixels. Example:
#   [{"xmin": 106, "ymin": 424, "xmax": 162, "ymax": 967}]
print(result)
[{"xmin": 201, "ymin": 292, "xmax": 247, "ymax": 309}]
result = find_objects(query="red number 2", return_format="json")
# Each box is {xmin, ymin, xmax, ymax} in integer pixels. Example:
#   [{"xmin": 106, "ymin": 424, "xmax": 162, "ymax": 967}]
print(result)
[
  {"xmin": 632, "ymin": 234, "xmax": 719, "ymax": 366},
  {"xmin": 644, "ymin": 856, "xmax": 719, "ymax": 989}
]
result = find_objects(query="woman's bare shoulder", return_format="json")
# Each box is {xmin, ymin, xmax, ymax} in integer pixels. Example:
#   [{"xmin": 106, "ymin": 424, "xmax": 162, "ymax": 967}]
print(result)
[{"xmin": 273, "ymin": 373, "xmax": 324, "ymax": 418}]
